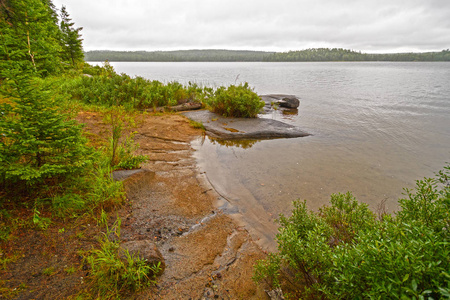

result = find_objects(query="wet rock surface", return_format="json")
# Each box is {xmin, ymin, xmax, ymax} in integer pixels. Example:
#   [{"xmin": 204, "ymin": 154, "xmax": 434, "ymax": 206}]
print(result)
[
  {"xmin": 115, "ymin": 114, "xmax": 270, "ymax": 299},
  {"xmin": 183, "ymin": 110, "xmax": 310, "ymax": 140},
  {"xmin": 260, "ymin": 94, "xmax": 300, "ymax": 109}
]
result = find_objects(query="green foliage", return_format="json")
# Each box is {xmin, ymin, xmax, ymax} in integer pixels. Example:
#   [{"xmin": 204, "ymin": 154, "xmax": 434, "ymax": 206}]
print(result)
[
  {"xmin": 0, "ymin": 0, "xmax": 83, "ymax": 76},
  {"xmin": 189, "ymin": 120, "xmax": 205, "ymax": 130},
  {"xmin": 254, "ymin": 167, "xmax": 450, "ymax": 299},
  {"xmin": 0, "ymin": 70, "xmax": 91, "ymax": 189},
  {"xmin": 32, "ymin": 208, "xmax": 51, "ymax": 230},
  {"xmin": 51, "ymin": 193, "xmax": 86, "ymax": 218},
  {"xmin": 42, "ymin": 266, "xmax": 56, "ymax": 276},
  {"xmin": 319, "ymin": 192, "xmax": 376, "ymax": 244},
  {"xmin": 62, "ymin": 63, "xmax": 209, "ymax": 110},
  {"xmin": 207, "ymin": 82, "xmax": 264, "ymax": 118},
  {"xmin": 63, "ymin": 64, "xmax": 264, "ymax": 119},
  {"xmin": 86, "ymin": 218, "xmax": 160, "ymax": 299},
  {"xmin": 81, "ymin": 155, "xmax": 125, "ymax": 210},
  {"xmin": 112, "ymin": 133, "xmax": 148, "ymax": 170},
  {"xmin": 59, "ymin": 5, "xmax": 84, "ymax": 67},
  {"xmin": 102, "ymin": 107, "xmax": 148, "ymax": 170}
]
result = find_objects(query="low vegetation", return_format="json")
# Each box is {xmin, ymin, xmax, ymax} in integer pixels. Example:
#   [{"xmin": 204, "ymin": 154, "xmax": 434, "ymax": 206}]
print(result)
[
  {"xmin": 60, "ymin": 62, "xmax": 265, "ymax": 118},
  {"xmin": 60, "ymin": 63, "xmax": 210, "ymax": 110},
  {"xmin": 86, "ymin": 218, "xmax": 161, "ymax": 299},
  {"xmin": 254, "ymin": 165, "xmax": 450, "ymax": 299},
  {"xmin": 206, "ymin": 82, "xmax": 265, "ymax": 118}
]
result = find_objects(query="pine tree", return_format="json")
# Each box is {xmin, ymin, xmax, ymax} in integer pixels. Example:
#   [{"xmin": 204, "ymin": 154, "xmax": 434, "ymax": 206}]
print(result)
[{"xmin": 59, "ymin": 5, "xmax": 83, "ymax": 67}]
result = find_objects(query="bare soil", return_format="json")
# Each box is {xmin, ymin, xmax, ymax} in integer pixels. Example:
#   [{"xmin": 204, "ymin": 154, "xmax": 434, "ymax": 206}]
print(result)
[{"xmin": 0, "ymin": 111, "xmax": 269, "ymax": 299}]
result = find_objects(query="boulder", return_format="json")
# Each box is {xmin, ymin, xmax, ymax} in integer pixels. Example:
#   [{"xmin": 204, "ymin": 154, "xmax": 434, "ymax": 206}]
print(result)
[
  {"xmin": 278, "ymin": 96, "xmax": 300, "ymax": 108},
  {"xmin": 260, "ymin": 94, "xmax": 300, "ymax": 109},
  {"xmin": 120, "ymin": 240, "xmax": 165, "ymax": 275}
]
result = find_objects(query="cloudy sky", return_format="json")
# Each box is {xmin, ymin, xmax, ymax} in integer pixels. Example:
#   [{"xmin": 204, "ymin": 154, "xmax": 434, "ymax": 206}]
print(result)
[{"xmin": 52, "ymin": 0, "xmax": 450, "ymax": 53}]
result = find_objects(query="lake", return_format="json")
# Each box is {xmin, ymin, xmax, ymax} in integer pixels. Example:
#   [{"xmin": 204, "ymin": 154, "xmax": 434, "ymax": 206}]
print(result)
[{"xmin": 95, "ymin": 61, "xmax": 450, "ymax": 249}]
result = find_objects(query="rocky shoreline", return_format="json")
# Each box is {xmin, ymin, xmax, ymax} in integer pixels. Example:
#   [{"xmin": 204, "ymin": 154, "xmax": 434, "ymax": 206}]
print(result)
[
  {"xmin": 112, "ymin": 113, "xmax": 270, "ymax": 299},
  {"xmin": 183, "ymin": 94, "xmax": 310, "ymax": 140}
]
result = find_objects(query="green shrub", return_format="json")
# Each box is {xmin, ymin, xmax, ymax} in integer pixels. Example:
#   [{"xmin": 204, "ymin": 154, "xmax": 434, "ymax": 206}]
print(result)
[
  {"xmin": 254, "ymin": 166, "xmax": 450, "ymax": 299},
  {"xmin": 207, "ymin": 82, "xmax": 264, "ymax": 118},
  {"xmin": 62, "ymin": 65, "xmax": 264, "ymax": 119},
  {"xmin": 86, "ymin": 218, "xmax": 160, "ymax": 298},
  {"xmin": 61, "ymin": 63, "xmax": 210, "ymax": 110}
]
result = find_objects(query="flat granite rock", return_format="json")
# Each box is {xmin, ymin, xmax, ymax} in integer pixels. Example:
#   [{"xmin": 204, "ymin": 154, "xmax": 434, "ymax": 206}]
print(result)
[{"xmin": 183, "ymin": 110, "xmax": 310, "ymax": 140}]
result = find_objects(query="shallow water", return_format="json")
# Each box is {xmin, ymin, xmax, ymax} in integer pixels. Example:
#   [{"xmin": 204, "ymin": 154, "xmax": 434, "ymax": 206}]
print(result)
[{"xmin": 98, "ymin": 61, "xmax": 450, "ymax": 249}]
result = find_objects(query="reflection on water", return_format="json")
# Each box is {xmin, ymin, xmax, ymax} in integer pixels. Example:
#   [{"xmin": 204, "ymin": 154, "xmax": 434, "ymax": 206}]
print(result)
[
  {"xmin": 282, "ymin": 108, "xmax": 298, "ymax": 116},
  {"xmin": 193, "ymin": 135, "xmax": 415, "ymax": 250},
  {"xmin": 209, "ymin": 137, "xmax": 260, "ymax": 149}
]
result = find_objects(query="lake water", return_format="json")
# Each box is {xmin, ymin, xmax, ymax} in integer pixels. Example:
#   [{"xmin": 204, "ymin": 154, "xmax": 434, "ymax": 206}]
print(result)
[{"xmin": 97, "ymin": 61, "xmax": 450, "ymax": 249}]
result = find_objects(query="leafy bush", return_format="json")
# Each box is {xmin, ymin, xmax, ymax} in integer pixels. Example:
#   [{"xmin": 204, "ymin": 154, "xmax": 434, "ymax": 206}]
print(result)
[
  {"xmin": 254, "ymin": 166, "xmax": 450, "ymax": 299},
  {"xmin": 207, "ymin": 82, "xmax": 264, "ymax": 118}
]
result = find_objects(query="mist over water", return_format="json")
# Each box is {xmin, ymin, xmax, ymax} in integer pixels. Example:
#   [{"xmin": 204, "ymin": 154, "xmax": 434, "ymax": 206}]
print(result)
[{"xmin": 103, "ymin": 61, "xmax": 450, "ymax": 249}]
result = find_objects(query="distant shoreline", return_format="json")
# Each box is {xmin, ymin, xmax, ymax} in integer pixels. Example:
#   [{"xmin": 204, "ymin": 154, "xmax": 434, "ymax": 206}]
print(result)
[{"xmin": 85, "ymin": 48, "xmax": 450, "ymax": 62}]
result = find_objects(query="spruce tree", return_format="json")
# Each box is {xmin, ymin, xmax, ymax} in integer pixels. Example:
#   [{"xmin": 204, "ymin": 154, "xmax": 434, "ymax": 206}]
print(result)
[
  {"xmin": 59, "ymin": 5, "xmax": 84, "ymax": 67},
  {"xmin": 0, "ymin": 66, "xmax": 91, "ymax": 188}
]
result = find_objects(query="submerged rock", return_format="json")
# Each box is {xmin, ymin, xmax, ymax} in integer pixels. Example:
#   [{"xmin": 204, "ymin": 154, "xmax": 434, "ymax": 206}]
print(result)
[{"xmin": 183, "ymin": 110, "xmax": 310, "ymax": 140}]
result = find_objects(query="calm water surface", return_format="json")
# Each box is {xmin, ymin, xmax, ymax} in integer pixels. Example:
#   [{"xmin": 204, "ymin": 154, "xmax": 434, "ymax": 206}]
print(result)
[{"xmin": 99, "ymin": 62, "xmax": 450, "ymax": 249}]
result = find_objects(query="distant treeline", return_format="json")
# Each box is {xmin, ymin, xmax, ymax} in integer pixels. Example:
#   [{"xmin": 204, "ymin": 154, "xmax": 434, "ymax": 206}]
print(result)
[
  {"xmin": 85, "ymin": 49, "xmax": 273, "ymax": 62},
  {"xmin": 85, "ymin": 48, "xmax": 450, "ymax": 62},
  {"xmin": 264, "ymin": 48, "xmax": 450, "ymax": 62}
]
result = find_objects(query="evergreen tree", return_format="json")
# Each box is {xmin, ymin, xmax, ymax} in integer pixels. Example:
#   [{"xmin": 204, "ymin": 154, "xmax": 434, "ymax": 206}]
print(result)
[
  {"xmin": 0, "ymin": 66, "xmax": 91, "ymax": 189},
  {"xmin": 0, "ymin": 0, "xmax": 63, "ymax": 76},
  {"xmin": 59, "ymin": 5, "xmax": 83, "ymax": 67}
]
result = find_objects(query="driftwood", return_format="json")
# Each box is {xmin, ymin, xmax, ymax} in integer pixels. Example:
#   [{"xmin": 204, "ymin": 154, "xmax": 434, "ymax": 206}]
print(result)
[{"xmin": 146, "ymin": 102, "xmax": 202, "ymax": 113}]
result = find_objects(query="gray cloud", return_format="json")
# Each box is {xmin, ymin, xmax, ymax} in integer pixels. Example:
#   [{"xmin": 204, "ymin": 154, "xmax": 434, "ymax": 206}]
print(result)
[{"xmin": 52, "ymin": 0, "xmax": 450, "ymax": 52}]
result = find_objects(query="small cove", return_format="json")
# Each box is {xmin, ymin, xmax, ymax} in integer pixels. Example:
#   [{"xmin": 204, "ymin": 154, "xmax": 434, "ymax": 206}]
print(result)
[{"xmin": 95, "ymin": 61, "xmax": 450, "ymax": 250}]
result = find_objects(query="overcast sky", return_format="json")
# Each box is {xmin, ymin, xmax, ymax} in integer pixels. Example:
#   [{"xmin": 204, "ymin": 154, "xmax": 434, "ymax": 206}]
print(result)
[{"xmin": 52, "ymin": 0, "xmax": 450, "ymax": 53}]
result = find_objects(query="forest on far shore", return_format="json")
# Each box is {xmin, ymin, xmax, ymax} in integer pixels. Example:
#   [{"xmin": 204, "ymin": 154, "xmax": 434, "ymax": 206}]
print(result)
[{"xmin": 85, "ymin": 48, "xmax": 450, "ymax": 62}]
